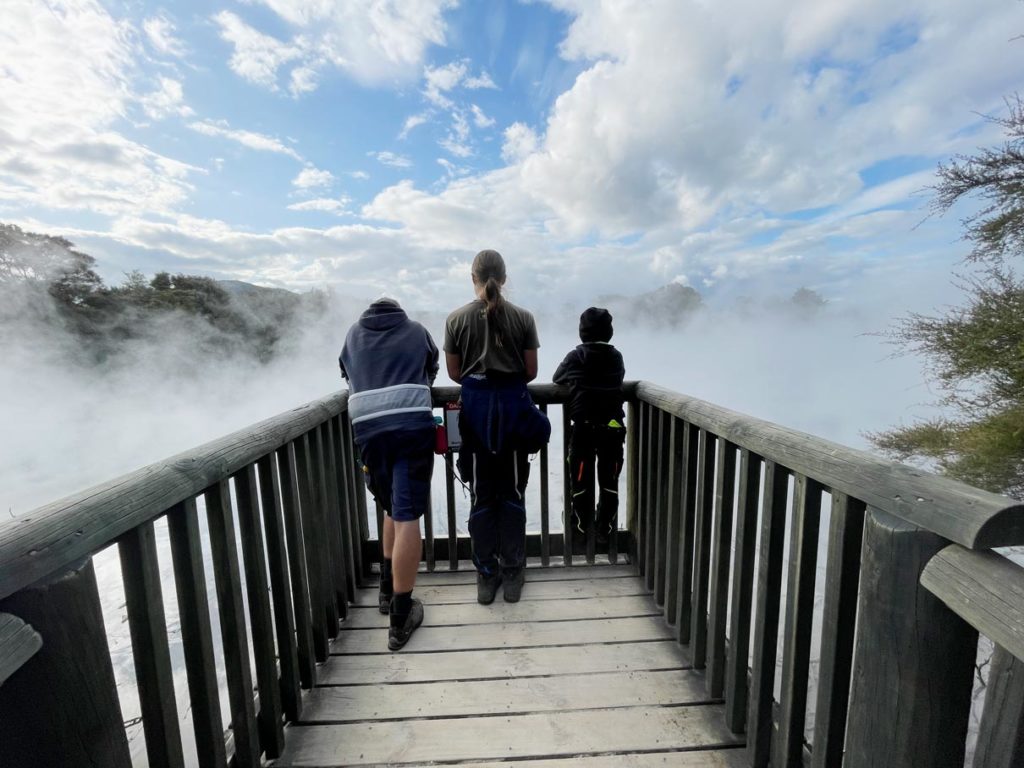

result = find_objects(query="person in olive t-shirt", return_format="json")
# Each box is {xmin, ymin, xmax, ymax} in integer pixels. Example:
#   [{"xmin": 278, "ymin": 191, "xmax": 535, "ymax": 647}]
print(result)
[{"xmin": 444, "ymin": 249, "xmax": 544, "ymax": 605}]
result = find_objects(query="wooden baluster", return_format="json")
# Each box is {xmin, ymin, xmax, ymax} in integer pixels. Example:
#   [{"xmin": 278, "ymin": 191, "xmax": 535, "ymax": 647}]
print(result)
[
  {"xmin": 625, "ymin": 399, "xmax": 640, "ymax": 567},
  {"xmin": 706, "ymin": 439, "xmax": 737, "ymax": 698},
  {"xmin": 293, "ymin": 435, "xmax": 332, "ymax": 659},
  {"xmin": 774, "ymin": 474, "xmax": 823, "ymax": 768},
  {"xmin": 118, "ymin": 521, "xmax": 185, "ymax": 768},
  {"xmin": 276, "ymin": 443, "xmax": 317, "ymax": 687},
  {"xmin": 653, "ymin": 410, "xmax": 670, "ymax": 603},
  {"xmin": 308, "ymin": 428, "xmax": 342, "ymax": 634},
  {"xmin": 328, "ymin": 417, "xmax": 358, "ymax": 601},
  {"xmin": 424, "ymin": 486, "xmax": 436, "ymax": 572},
  {"xmin": 339, "ymin": 414, "xmax": 366, "ymax": 584},
  {"xmin": 844, "ymin": 508, "xmax": 976, "ymax": 768},
  {"xmin": 724, "ymin": 449, "xmax": 762, "ymax": 733},
  {"xmin": 810, "ymin": 491, "xmax": 865, "ymax": 767},
  {"xmin": 540, "ymin": 403, "xmax": 551, "ymax": 567},
  {"xmin": 445, "ymin": 448, "xmax": 459, "ymax": 570},
  {"xmin": 662, "ymin": 416, "xmax": 683, "ymax": 625},
  {"xmin": 204, "ymin": 480, "xmax": 261, "ymax": 768},
  {"xmin": 974, "ymin": 646, "xmax": 1024, "ymax": 768},
  {"xmin": 634, "ymin": 401, "xmax": 648, "ymax": 572},
  {"xmin": 318, "ymin": 422, "xmax": 350, "ymax": 617},
  {"xmin": 233, "ymin": 465, "xmax": 285, "ymax": 758},
  {"xmin": 562, "ymin": 405, "xmax": 573, "ymax": 566},
  {"xmin": 167, "ymin": 499, "xmax": 227, "ymax": 766},
  {"xmin": 0, "ymin": 560, "xmax": 132, "ymax": 768},
  {"xmin": 255, "ymin": 454, "xmax": 302, "ymax": 723},
  {"xmin": 746, "ymin": 460, "xmax": 789, "ymax": 768},
  {"xmin": 689, "ymin": 429, "xmax": 717, "ymax": 668},
  {"xmin": 644, "ymin": 405, "xmax": 660, "ymax": 588},
  {"xmin": 674, "ymin": 421, "xmax": 699, "ymax": 645}
]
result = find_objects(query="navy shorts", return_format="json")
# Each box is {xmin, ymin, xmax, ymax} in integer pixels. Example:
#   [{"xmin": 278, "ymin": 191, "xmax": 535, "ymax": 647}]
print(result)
[{"xmin": 358, "ymin": 428, "xmax": 434, "ymax": 522}]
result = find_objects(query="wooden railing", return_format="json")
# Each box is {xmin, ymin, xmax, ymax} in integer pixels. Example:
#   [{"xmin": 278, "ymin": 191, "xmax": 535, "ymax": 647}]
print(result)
[
  {"xmin": 632, "ymin": 381, "xmax": 1024, "ymax": 768},
  {"xmin": 0, "ymin": 380, "xmax": 1021, "ymax": 767}
]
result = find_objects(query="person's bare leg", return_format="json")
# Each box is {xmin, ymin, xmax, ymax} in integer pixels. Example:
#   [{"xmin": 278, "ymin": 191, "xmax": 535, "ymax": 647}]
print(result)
[
  {"xmin": 382, "ymin": 515, "xmax": 395, "ymax": 559},
  {"xmin": 391, "ymin": 519, "xmax": 421, "ymax": 593},
  {"xmin": 378, "ymin": 515, "xmax": 397, "ymax": 613}
]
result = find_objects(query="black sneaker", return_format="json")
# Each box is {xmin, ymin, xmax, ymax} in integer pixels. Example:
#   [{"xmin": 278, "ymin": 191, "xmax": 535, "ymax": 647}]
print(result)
[
  {"xmin": 378, "ymin": 587, "xmax": 393, "ymax": 615},
  {"xmin": 503, "ymin": 569, "xmax": 525, "ymax": 603},
  {"xmin": 388, "ymin": 599, "xmax": 424, "ymax": 651},
  {"xmin": 477, "ymin": 573, "xmax": 501, "ymax": 605}
]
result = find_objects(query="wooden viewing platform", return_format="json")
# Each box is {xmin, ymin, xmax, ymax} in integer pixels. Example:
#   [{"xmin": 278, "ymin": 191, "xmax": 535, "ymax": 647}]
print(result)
[{"xmin": 0, "ymin": 381, "xmax": 1022, "ymax": 767}]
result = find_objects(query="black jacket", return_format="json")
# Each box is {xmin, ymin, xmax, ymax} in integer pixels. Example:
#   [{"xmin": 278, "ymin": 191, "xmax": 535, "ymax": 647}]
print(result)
[{"xmin": 552, "ymin": 342, "xmax": 625, "ymax": 424}]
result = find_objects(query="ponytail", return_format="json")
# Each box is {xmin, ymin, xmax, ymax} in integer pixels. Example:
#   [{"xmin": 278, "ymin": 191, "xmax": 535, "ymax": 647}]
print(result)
[
  {"xmin": 472, "ymin": 249, "xmax": 509, "ymax": 346},
  {"xmin": 481, "ymin": 276, "xmax": 505, "ymax": 320}
]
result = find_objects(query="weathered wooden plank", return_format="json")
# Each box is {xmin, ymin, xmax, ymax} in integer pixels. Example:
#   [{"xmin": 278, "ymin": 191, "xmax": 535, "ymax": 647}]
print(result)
[
  {"xmin": 119, "ymin": 522, "xmax": 184, "ymax": 768},
  {"xmin": 370, "ymin": 563, "xmax": 638, "ymax": 586},
  {"xmin": 675, "ymin": 421, "xmax": 699, "ymax": 644},
  {"xmin": 276, "ymin": 443, "xmax": 317, "ymax": 688},
  {"xmin": 690, "ymin": 429, "xmax": 717, "ymax": 668},
  {"xmin": 974, "ymin": 646, "xmax": 1024, "ymax": 768},
  {"xmin": 255, "ymin": 454, "xmax": 302, "ymax": 723},
  {"xmin": 0, "ymin": 560, "xmax": 132, "ymax": 768},
  {"xmin": 204, "ymin": 480, "xmax": 261, "ymax": 768},
  {"xmin": 293, "ymin": 435, "xmax": 332, "ymax": 660},
  {"xmin": 349, "ymin": 573, "xmax": 650, "ymax": 606},
  {"xmin": 166, "ymin": 500, "xmax": 227, "ymax": 767},
  {"xmin": 0, "ymin": 391, "xmax": 349, "ymax": 602},
  {"xmin": 0, "ymin": 612, "xmax": 41, "ymax": 687},
  {"xmin": 746, "ymin": 460, "xmax": 789, "ymax": 768},
  {"xmin": 339, "ymin": 414, "xmax": 367, "ymax": 582},
  {"xmin": 644, "ymin": 404, "xmax": 659, "ymax": 586},
  {"xmin": 707, "ymin": 439, "xmax": 737, "ymax": 698},
  {"xmin": 233, "ymin": 464, "xmax": 285, "ymax": 757},
  {"xmin": 810, "ymin": 491, "xmax": 865, "ymax": 768},
  {"xmin": 540, "ymin": 403, "xmax": 551, "ymax": 566},
  {"xmin": 303, "ymin": 669, "xmax": 714, "ymax": 722},
  {"xmin": 724, "ymin": 448, "xmax": 761, "ymax": 733},
  {"xmin": 773, "ymin": 474, "xmax": 822, "ymax": 768},
  {"xmin": 920, "ymin": 545, "xmax": 1024, "ymax": 662},
  {"xmin": 636, "ymin": 382, "xmax": 1023, "ymax": 549},
  {"xmin": 307, "ymin": 429, "xmax": 342, "ymax": 634},
  {"xmin": 321, "ymin": 638, "xmax": 691, "ymax": 685},
  {"xmin": 844, "ymin": 508, "xmax": 977, "ymax": 768},
  {"xmin": 342, "ymin": 593, "xmax": 659, "ymax": 627},
  {"xmin": 319, "ymin": 421, "xmax": 351, "ymax": 609},
  {"xmin": 275, "ymin": 704, "xmax": 741, "ymax": 766},
  {"xmin": 333, "ymin": 615, "xmax": 674, "ymax": 654},
  {"xmin": 445, "ymin": 449, "xmax": 459, "ymax": 570},
  {"xmin": 396, "ymin": 752, "xmax": 750, "ymax": 768},
  {"xmin": 663, "ymin": 416, "xmax": 684, "ymax": 626},
  {"xmin": 329, "ymin": 416, "xmax": 358, "ymax": 601}
]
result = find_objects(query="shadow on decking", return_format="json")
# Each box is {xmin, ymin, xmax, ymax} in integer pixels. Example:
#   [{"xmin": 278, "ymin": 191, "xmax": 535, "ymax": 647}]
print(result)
[{"xmin": 271, "ymin": 562, "xmax": 746, "ymax": 767}]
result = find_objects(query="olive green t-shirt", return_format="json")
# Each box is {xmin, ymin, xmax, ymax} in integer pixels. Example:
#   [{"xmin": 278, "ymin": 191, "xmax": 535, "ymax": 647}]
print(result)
[{"xmin": 444, "ymin": 299, "xmax": 540, "ymax": 377}]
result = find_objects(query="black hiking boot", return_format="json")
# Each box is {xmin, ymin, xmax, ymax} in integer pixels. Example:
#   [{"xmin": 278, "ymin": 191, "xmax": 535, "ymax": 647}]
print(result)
[
  {"xmin": 503, "ymin": 568, "xmax": 525, "ymax": 603},
  {"xmin": 477, "ymin": 573, "xmax": 501, "ymax": 605},
  {"xmin": 388, "ymin": 598, "xmax": 424, "ymax": 651},
  {"xmin": 378, "ymin": 585, "xmax": 393, "ymax": 614}
]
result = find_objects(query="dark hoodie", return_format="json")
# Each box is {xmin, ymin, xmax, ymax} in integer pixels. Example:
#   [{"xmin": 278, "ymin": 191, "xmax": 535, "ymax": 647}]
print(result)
[
  {"xmin": 339, "ymin": 300, "xmax": 440, "ymax": 442},
  {"xmin": 552, "ymin": 342, "xmax": 626, "ymax": 424}
]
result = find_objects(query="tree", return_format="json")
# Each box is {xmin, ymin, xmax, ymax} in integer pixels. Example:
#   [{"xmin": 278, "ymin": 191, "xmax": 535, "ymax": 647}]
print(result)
[{"xmin": 869, "ymin": 99, "xmax": 1024, "ymax": 498}]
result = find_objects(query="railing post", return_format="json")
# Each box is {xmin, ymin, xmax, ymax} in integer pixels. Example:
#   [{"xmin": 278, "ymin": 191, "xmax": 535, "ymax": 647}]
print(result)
[
  {"xmin": 844, "ymin": 508, "xmax": 977, "ymax": 768},
  {"xmin": 0, "ymin": 560, "xmax": 131, "ymax": 768},
  {"xmin": 974, "ymin": 646, "xmax": 1024, "ymax": 768},
  {"xmin": 626, "ymin": 399, "xmax": 640, "ymax": 566}
]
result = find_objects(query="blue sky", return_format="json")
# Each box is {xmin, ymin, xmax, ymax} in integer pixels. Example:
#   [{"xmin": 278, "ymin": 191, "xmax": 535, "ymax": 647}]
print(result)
[{"xmin": 2, "ymin": 0, "xmax": 1023, "ymax": 311}]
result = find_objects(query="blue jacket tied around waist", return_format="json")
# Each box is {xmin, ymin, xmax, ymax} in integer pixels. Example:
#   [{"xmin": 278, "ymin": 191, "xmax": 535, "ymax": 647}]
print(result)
[{"xmin": 460, "ymin": 375, "xmax": 551, "ymax": 455}]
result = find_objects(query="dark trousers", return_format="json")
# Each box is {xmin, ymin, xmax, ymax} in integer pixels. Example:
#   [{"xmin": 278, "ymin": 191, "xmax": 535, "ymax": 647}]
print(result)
[
  {"xmin": 569, "ymin": 422, "xmax": 625, "ymax": 537},
  {"xmin": 458, "ymin": 448, "xmax": 530, "ymax": 577}
]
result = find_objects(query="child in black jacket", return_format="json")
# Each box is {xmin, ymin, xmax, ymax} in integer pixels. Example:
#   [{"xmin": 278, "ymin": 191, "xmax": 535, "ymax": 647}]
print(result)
[{"xmin": 552, "ymin": 308, "xmax": 626, "ymax": 554}]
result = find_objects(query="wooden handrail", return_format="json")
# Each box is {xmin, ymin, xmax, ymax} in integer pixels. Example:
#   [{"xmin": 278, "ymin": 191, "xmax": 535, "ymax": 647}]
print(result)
[
  {"xmin": 636, "ymin": 381, "xmax": 1024, "ymax": 549},
  {"xmin": 0, "ymin": 391, "xmax": 349, "ymax": 601}
]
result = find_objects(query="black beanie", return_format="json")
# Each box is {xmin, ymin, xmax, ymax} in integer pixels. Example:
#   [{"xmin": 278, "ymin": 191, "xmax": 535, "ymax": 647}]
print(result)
[{"xmin": 579, "ymin": 307, "xmax": 613, "ymax": 342}]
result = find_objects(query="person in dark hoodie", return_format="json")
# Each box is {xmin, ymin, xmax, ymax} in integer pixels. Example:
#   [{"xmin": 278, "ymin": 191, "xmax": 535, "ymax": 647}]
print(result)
[
  {"xmin": 445, "ymin": 249, "xmax": 549, "ymax": 605},
  {"xmin": 553, "ymin": 308, "xmax": 626, "ymax": 554},
  {"xmin": 339, "ymin": 297, "xmax": 439, "ymax": 651}
]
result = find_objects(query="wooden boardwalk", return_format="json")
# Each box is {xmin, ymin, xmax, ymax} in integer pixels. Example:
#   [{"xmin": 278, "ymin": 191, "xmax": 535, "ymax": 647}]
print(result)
[{"xmin": 272, "ymin": 563, "xmax": 745, "ymax": 767}]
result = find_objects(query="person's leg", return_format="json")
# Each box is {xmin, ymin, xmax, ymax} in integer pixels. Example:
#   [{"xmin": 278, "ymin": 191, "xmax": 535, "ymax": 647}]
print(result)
[
  {"xmin": 499, "ymin": 449, "xmax": 530, "ymax": 602},
  {"xmin": 595, "ymin": 427, "xmax": 626, "ymax": 544},
  {"xmin": 569, "ymin": 423, "xmax": 596, "ymax": 554},
  {"xmin": 360, "ymin": 436, "xmax": 397, "ymax": 613},
  {"xmin": 387, "ymin": 430, "xmax": 432, "ymax": 650},
  {"xmin": 379, "ymin": 515, "xmax": 396, "ymax": 613},
  {"xmin": 465, "ymin": 449, "xmax": 503, "ymax": 603}
]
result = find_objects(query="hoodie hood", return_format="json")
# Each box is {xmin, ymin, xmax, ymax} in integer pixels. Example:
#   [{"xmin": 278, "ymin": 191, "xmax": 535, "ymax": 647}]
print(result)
[{"xmin": 359, "ymin": 299, "xmax": 407, "ymax": 331}]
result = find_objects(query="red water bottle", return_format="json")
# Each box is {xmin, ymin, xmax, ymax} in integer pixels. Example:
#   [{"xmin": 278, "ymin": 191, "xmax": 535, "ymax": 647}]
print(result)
[{"xmin": 434, "ymin": 415, "xmax": 448, "ymax": 454}]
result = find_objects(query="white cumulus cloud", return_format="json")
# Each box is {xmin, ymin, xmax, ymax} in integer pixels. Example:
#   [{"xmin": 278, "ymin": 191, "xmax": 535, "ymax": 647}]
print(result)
[{"xmin": 292, "ymin": 167, "xmax": 335, "ymax": 189}]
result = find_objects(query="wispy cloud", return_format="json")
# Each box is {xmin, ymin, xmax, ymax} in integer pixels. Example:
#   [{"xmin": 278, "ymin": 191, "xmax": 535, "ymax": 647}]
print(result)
[
  {"xmin": 287, "ymin": 196, "xmax": 351, "ymax": 214},
  {"xmin": 213, "ymin": 11, "xmax": 300, "ymax": 92},
  {"xmin": 470, "ymin": 104, "xmax": 495, "ymax": 129},
  {"xmin": 143, "ymin": 13, "xmax": 188, "ymax": 58},
  {"xmin": 399, "ymin": 113, "xmax": 430, "ymax": 139},
  {"xmin": 141, "ymin": 77, "xmax": 194, "ymax": 120},
  {"xmin": 371, "ymin": 151, "xmax": 413, "ymax": 168},
  {"xmin": 292, "ymin": 167, "xmax": 334, "ymax": 189},
  {"xmin": 188, "ymin": 119, "xmax": 303, "ymax": 161}
]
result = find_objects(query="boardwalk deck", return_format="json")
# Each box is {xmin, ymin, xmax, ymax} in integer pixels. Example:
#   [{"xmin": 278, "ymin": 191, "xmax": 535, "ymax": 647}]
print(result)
[{"xmin": 271, "ymin": 563, "xmax": 745, "ymax": 767}]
